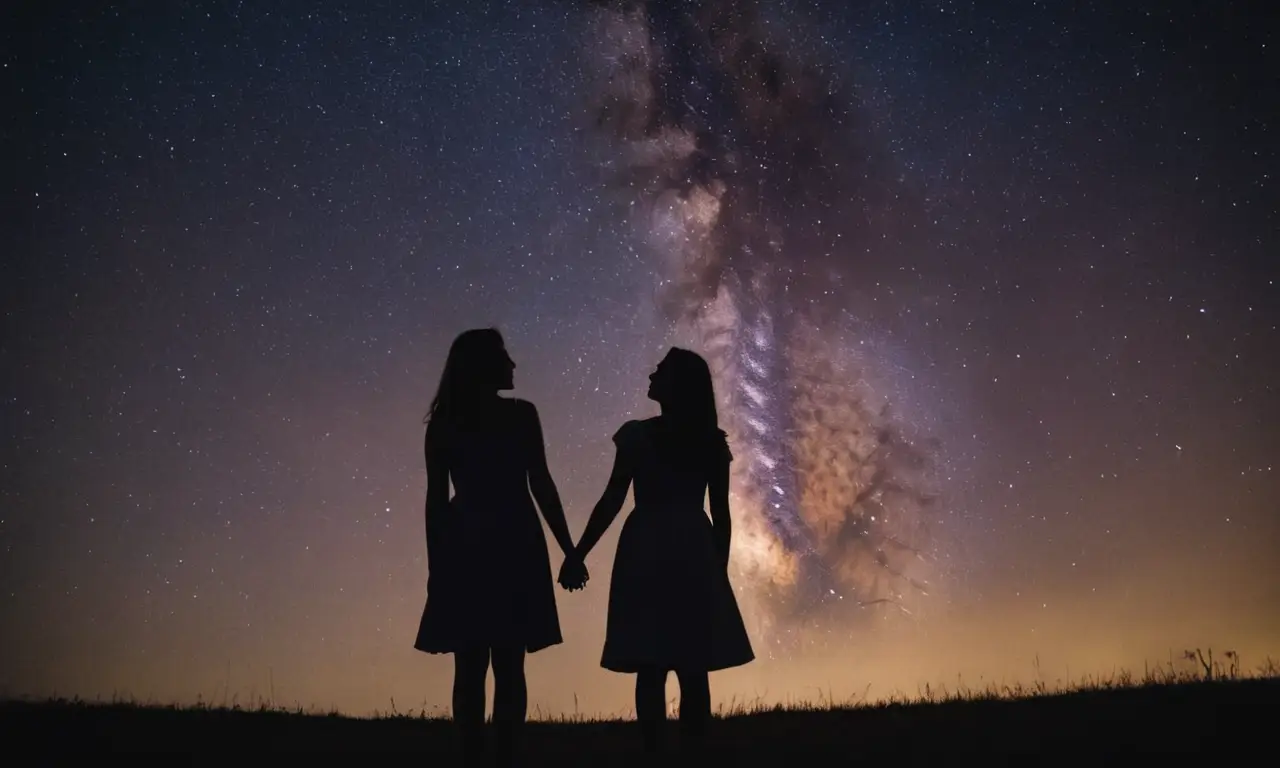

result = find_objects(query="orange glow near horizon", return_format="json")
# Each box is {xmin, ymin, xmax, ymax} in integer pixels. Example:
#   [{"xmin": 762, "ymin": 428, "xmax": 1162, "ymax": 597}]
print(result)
[{"xmin": 10, "ymin": 462, "xmax": 1277, "ymax": 718}]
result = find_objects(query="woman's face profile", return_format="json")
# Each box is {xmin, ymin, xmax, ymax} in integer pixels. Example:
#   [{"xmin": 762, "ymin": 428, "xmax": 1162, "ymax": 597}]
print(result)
[{"xmin": 647, "ymin": 356, "xmax": 673, "ymax": 403}]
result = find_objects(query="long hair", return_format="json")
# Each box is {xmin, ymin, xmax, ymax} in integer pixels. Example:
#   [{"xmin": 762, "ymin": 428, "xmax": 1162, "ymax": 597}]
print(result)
[
  {"xmin": 660, "ymin": 347, "xmax": 722, "ymax": 441},
  {"xmin": 424, "ymin": 327, "xmax": 506, "ymax": 448}
]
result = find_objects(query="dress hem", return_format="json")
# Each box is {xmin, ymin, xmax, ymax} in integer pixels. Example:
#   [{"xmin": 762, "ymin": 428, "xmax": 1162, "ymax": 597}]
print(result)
[
  {"xmin": 414, "ymin": 637, "xmax": 564, "ymax": 655},
  {"xmin": 600, "ymin": 651, "xmax": 755, "ymax": 674}
]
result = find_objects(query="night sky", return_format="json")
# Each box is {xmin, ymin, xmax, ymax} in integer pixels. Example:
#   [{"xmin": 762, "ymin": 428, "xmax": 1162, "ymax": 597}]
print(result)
[{"xmin": 3, "ymin": 1, "xmax": 1277, "ymax": 717}]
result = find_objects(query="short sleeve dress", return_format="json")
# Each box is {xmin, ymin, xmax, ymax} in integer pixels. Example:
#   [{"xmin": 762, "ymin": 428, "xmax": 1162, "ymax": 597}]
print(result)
[
  {"xmin": 599, "ymin": 418, "xmax": 755, "ymax": 673},
  {"xmin": 414, "ymin": 398, "xmax": 563, "ymax": 655}
]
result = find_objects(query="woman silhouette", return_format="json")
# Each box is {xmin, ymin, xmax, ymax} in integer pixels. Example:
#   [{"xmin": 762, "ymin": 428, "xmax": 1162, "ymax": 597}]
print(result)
[
  {"xmin": 415, "ymin": 328, "xmax": 584, "ymax": 767},
  {"xmin": 568, "ymin": 347, "xmax": 754, "ymax": 753}
]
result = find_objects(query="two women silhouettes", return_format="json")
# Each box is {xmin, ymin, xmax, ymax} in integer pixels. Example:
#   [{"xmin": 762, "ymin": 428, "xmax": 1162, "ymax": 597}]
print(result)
[{"xmin": 414, "ymin": 327, "xmax": 754, "ymax": 765}]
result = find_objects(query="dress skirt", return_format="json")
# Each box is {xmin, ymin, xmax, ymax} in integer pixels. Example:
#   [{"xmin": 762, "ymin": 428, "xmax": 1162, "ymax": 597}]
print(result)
[
  {"xmin": 600, "ymin": 502, "xmax": 755, "ymax": 673},
  {"xmin": 415, "ymin": 494, "xmax": 563, "ymax": 654}
]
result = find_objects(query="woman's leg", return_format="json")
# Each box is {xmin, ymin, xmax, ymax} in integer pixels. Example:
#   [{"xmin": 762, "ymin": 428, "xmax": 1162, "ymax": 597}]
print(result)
[
  {"xmin": 490, "ymin": 646, "xmax": 528, "ymax": 766},
  {"xmin": 674, "ymin": 668, "xmax": 711, "ymax": 751},
  {"xmin": 635, "ymin": 667, "xmax": 668, "ymax": 753},
  {"xmin": 453, "ymin": 648, "xmax": 490, "ymax": 765}
]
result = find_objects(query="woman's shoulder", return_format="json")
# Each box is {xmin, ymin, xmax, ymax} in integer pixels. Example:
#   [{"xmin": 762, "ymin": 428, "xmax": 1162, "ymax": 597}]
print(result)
[
  {"xmin": 713, "ymin": 428, "xmax": 733, "ymax": 463},
  {"xmin": 503, "ymin": 397, "xmax": 546, "ymax": 435},
  {"xmin": 612, "ymin": 417, "xmax": 657, "ymax": 445},
  {"xmin": 500, "ymin": 396, "xmax": 542, "ymax": 421},
  {"xmin": 505, "ymin": 396, "xmax": 535, "ymax": 412}
]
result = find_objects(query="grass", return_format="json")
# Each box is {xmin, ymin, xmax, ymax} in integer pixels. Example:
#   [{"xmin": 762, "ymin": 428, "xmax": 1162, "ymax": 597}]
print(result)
[{"xmin": 3, "ymin": 649, "xmax": 1277, "ymax": 761}]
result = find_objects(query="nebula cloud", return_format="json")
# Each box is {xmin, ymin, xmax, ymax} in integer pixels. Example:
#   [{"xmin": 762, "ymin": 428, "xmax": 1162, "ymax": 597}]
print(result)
[{"xmin": 579, "ymin": 0, "xmax": 950, "ymax": 645}]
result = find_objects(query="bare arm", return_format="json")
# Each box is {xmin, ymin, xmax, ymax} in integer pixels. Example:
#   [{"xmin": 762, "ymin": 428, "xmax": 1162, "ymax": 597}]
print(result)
[
  {"xmin": 708, "ymin": 445, "xmax": 732, "ymax": 567},
  {"xmin": 524, "ymin": 401, "xmax": 575, "ymax": 558},
  {"xmin": 575, "ymin": 433, "xmax": 634, "ymax": 561}
]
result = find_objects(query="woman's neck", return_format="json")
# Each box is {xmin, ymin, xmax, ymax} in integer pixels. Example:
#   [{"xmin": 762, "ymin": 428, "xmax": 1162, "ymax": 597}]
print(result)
[
  {"xmin": 657, "ymin": 408, "xmax": 687, "ymax": 426},
  {"xmin": 453, "ymin": 391, "xmax": 503, "ymax": 416}
]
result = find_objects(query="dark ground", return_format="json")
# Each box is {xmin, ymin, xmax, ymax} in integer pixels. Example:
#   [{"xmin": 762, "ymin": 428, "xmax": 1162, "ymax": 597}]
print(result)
[{"xmin": 3, "ymin": 678, "xmax": 1276, "ymax": 763}]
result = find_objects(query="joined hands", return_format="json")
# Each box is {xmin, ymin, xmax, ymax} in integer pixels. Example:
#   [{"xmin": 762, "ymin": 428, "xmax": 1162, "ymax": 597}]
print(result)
[{"xmin": 558, "ymin": 551, "xmax": 589, "ymax": 592}]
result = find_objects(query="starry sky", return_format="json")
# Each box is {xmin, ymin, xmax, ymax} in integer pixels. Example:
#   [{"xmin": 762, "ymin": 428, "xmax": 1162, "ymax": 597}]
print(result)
[{"xmin": 2, "ymin": 0, "xmax": 1277, "ymax": 717}]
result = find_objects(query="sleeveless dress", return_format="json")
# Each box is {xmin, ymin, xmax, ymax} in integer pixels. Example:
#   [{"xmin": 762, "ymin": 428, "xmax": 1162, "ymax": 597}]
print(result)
[
  {"xmin": 600, "ymin": 418, "xmax": 755, "ymax": 673},
  {"xmin": 414, "ymin": 398, "xmax": 563, "ymax": 654}
]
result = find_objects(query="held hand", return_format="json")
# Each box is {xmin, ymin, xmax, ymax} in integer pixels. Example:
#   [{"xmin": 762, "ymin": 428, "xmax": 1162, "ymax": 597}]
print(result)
[
  {"xmin": 558, "ymin": 553, "xmax": 589, "ymax": 592},
  {"xmin": 562, "ymin": 557, "xmax": 589, "ymax": 591}
]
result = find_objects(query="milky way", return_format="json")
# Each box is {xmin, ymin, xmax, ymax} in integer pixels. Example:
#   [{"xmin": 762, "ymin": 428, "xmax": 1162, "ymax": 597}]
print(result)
[{"xmin": 579, "ymin": 0, "xmax": 955, "ymax": 643}]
